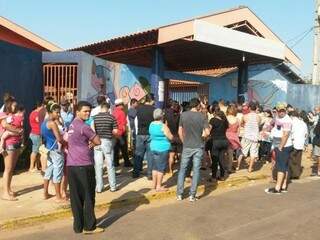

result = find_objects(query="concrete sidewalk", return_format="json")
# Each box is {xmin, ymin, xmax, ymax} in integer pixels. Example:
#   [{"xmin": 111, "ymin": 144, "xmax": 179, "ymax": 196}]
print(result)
[{"xmin": 0, "ymin": 151, "xmax": 315, "ymax": 230}]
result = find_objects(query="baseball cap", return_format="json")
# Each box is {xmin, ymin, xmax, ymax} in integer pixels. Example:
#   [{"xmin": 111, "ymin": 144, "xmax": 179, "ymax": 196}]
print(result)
[{"xmin": 276, "ymin": 102, "xmax": 287, "ymax": 111}]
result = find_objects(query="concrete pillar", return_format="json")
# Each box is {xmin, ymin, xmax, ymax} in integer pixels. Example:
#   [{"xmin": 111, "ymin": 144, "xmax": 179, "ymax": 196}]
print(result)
[
  {"xmin": 150, "ymin": 47, "xmax": 165, "ymax": 108},
  {"xmin": 237, "ymin": 62, "xmax": 248, "ymax": 103}
]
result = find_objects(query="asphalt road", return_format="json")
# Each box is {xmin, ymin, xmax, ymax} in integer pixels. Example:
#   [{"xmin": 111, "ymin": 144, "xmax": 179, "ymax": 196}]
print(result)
[{"xmin": 2, "ymin": 177, "xmax": 320, "ymax": 240}]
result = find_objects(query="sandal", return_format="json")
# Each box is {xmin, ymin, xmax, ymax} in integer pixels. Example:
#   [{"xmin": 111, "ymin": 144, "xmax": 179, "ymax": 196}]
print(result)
[
  {"xmin": 1, "ymin": 195, "xmax": 18, "ymax": 201},
  {"xmin": 156, "ymin": 187, "xmax": 168, "ymax": 192}
]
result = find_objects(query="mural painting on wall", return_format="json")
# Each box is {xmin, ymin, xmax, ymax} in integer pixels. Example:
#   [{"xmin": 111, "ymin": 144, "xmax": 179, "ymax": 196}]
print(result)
[
  {"xmin": 248, "ymin": 80, "xmax": 287, "ymax": 109},
  {"xmin": 88, "ymin": 60, "xmax": 151, "ymax": 106},
  {"xmin": 90, "ymin": 60, "xmax": 116, "ymax": 104},
  {"xmin": 118, "ymin": 65, "xmax": 151, "ymax": 105}
]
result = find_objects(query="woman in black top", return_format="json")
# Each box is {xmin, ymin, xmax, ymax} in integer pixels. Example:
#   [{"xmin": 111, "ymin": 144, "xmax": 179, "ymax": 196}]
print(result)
[{"xmin": 209, "ymin": 107, "xmax": 229, "ymax": 181}]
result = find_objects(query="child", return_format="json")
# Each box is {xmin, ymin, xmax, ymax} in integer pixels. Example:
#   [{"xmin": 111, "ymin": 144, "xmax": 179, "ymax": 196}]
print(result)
[{"xmin": 0, "ymin": 105, "xmax": 24, "ymax": 153}]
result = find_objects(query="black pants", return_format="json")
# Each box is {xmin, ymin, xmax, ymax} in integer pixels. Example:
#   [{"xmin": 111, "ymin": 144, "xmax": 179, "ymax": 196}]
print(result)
[
  {"xmin": 289, "ymin": 148, "xmax": 303, "ymax": 178},
  {"xmin": 211, "ymin": 139, "xmax": 228, "ymax": 179},
  {"xmin": 67, "ymin": 165, "xmax": 96, "ymax": 233},
  {"xmin": 114, "ymin": 134, "xmax": 130, "ymax": 166},
  {"xmin": 259, "ymin": 141, "xmax": 272, "ymax": 161}
]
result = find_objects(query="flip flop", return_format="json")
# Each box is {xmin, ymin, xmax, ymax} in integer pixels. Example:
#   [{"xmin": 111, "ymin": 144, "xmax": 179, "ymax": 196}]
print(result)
[
  {"xmin": 1, "ymin": 196, "xmax": 18, "ymax": 201},
  {"xmin": 55, "ymin": 198, "xmax": 69, "ymax": 204},
  {"xmin": 156, "ymin": 188, "xmax": 168, "ymax": 192}
]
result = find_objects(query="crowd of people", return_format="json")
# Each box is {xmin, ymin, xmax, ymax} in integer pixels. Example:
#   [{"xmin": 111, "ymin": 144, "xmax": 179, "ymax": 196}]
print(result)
[{"xmin": 1, "ymin": 92, "xmax": 320, "ymax": 234}]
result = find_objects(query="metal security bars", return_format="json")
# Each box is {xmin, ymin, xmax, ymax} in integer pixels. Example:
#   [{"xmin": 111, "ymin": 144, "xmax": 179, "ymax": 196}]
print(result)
[{"xmin": 43, "ymin": 64, "xmax": 78, "ymax": 103}]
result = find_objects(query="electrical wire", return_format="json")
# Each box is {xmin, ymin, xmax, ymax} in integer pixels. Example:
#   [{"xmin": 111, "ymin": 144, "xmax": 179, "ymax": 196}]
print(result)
[
  {"xmin": 286, "ymin": 26, "xmax": 314, "ymax": 44},
  {"xmin": 289, "ymin": 27, "xmax": 314, "ymax": 48}
]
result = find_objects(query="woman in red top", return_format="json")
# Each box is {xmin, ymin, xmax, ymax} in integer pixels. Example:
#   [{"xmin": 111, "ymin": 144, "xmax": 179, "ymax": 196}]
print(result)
[
  {"xmin": 29, "ymin": 102, "xmax": 43, "ymax": 172},
  {"xmin": 1, "ymin": 98, "xmax": 23, "ymax": 201}
]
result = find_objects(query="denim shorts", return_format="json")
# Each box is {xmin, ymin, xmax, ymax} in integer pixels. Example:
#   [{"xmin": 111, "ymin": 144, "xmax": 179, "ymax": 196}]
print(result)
[
  {"xmin": 275, "ymin": 146, "xmax": 293, "ymax": 172},
  {"xmin": 6, "ymin": 142, "xmax": 22, "ymax": 152},
  {"xmin": 151, "ymin": 151, "xmax": 168, "ymax": 173},
  {"xmin": 44, "ymin": 150, "xmax": 64, "ymax": 183},
  {"xmin": 29, "ymin": 134, "xmax": 41, "ymax": 153}
]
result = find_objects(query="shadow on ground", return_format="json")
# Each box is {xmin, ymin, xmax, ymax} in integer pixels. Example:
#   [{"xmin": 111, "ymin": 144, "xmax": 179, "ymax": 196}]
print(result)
[{"xmin": 97, "ymin": 188, "xmax": 150, "ymax": 228}]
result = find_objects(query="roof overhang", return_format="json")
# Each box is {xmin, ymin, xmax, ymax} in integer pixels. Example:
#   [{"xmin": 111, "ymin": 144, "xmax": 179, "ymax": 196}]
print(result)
[
  {"xmin": 0, "ymin": 16, "xmax": 62, "ymax": 51},
  {"xmin": 72, "ymin": 6, "xmax": 301, "ymax": 71}
]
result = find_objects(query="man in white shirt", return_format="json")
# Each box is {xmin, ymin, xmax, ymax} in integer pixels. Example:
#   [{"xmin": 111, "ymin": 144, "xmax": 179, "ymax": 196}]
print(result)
[
  {"xmin": 91, "ymin": 95, "xmax": 106, "ymax": 117},
  {"xmin": 289, "ymin": 111, "xmax": 308, "ymax": 179},
  {"xmin": 265, "ymin": 102, "xmax": 293, "ymax": 194}
]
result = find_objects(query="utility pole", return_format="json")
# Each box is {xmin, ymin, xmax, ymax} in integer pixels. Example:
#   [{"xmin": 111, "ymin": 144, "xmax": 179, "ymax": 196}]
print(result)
[{"xmin": 312, "ymin": 0, "xmax": 320, "ymax": 84}]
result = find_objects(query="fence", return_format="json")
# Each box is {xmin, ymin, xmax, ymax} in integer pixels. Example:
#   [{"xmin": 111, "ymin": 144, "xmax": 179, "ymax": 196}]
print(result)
[{"xmin": 43, "ymin": 64, "xmax": 78, "ymax": 103}]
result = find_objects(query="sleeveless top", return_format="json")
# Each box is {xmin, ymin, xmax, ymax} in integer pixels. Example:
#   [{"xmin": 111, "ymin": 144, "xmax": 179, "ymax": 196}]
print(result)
[
  {"xmin": 41, "ymin": 119, "xmax": 58, "ymax": 150},
  {"xmin": 149, "ymin": 122, "xmax": 171, "ymax": 152},
  {"xmin": 243, "ymin": 112, "xmax": 259, "ymax": 142}
]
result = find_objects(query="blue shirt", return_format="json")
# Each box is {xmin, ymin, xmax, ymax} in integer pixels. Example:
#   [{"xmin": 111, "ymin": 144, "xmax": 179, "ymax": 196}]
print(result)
[
  {"xmin": 41, "ymin": 120, "xmax": 58, "ymax": 150},
  {"xmin": 149, "ymin": 122, "xmax": 171, "ymax": 152},
  {"xmin": 61, "ymin": 110, "xmax": 74, "ymax": 129}
]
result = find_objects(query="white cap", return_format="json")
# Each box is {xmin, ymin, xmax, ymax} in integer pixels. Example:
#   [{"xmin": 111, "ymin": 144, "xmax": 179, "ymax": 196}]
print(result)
[{"xmin": 115, "ymin": 98, "xmax": 124, "ymax": 106}]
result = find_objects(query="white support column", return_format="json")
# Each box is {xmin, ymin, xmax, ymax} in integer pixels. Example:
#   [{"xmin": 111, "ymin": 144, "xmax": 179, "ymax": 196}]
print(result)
[{"xmin": 312, "ymin": 0, "xmax": 320, "ymax": 85}]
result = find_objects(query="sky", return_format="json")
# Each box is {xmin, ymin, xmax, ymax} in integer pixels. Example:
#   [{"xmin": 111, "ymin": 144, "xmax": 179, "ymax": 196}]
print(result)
[{"xmin": 0, "ymin": 0, "xmax": 315, "ymax": 78}]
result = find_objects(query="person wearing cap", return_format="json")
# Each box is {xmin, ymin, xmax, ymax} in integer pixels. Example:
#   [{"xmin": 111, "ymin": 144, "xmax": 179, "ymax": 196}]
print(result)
[
  {"xmin": 265, "ymin": 102, "xmax": 293, "ymax": 194},
  {"xmin": 149, "ymin": 108, "xmax": 173, "ymax": 191},
  {"xmin": 112, "ymin": 98, "xmax": 132, "ymax": 167}
]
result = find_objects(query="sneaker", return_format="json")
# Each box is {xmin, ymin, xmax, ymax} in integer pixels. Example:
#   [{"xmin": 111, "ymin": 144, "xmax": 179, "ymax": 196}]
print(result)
[
  {"xmin": 264, "ymin": 187, "xmax": 281, "ymax": 195},
  {"xmin": 311, "ymin": 172, "xmax": 320, "ymax": 177},
  {"xmin": 176, "ymin": 195, "xmax": 183, "ymax": 201},
  {"xmin": 83, "ymin": 227, "xmax": 104, "ymax": 235},
  {"xmin": 189, "ymin": 195, "xmax": 198, "ymax": 202},
  {"xmin": 281, "ymin": 187, "xmax": 288, "ymax": 193},
  {"xmin": 110, "ymin": 188, "xmax": 117, "ymax": 192}
]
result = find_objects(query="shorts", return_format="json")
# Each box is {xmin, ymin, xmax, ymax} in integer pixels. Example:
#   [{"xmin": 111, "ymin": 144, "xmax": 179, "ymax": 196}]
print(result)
[
  {"xmin": 313, "ymin": 145, "xmax": 320, "ymax": 157},
  {"xmin": 169, "ymin": 135, "xmax": 182, "ymax": 153},
  {"xmin": 6, "ymin": 142, "xmax": 22, "ymax": 152},
  {"xmin": 275, "ymin": 146, "xmax": 293, "ymax": 172},
  {"xmin": 170, "ymin": 142, "xmax": 182, "ymax": 153},
  {"xmin": 151, "ymin": 151, "xmax": 168, "ymax": 173},
  {"xmin": 30, "ymin": 134, "xmax": 41, "ymax": 153},
  {"xmin": 39, "ymin": 144, "xmax": 48, "ymax": 155},
  {"xmin": 44, "ymin": 150, "xmax": 64, "ymax": 183},
  {"xmin": 241, "ymin": 138, "xmax": 259, "ymax": 158}
]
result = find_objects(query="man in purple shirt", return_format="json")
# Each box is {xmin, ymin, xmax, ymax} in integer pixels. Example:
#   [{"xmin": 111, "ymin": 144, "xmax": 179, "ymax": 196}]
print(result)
[{"xmin": 67, "ymin": 101, "xmax": 103, "ymax": 235}]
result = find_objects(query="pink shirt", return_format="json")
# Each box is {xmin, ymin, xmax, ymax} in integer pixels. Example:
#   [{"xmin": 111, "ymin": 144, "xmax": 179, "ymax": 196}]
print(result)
[{"xmin": 5, "ymin": 114, "xmax": 23, "ymax": 146}]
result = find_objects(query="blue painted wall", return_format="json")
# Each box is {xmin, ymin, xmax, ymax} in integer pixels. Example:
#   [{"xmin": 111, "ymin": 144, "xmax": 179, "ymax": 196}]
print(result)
[{"xmin": 0, "ymin": 40, "xmax": 43, "ymax": 171}]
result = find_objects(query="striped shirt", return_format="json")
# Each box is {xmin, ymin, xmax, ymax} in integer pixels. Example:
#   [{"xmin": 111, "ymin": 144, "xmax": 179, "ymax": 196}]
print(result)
[
  {"xmin": 94, "ymin": 112, "xmax": 118, "ymax": 139},
  {"xmin": 243, "ymin": 112, "xmax": 260, "ymax": 142}
]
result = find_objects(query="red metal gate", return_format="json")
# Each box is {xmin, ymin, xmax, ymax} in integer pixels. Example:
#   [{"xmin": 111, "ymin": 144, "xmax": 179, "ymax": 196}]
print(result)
[{"xmin": 43, "ymin": 64, "xmax": 78, "ymax": 103}]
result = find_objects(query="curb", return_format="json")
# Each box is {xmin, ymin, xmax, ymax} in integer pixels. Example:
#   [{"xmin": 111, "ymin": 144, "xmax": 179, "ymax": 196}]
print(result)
[{"xmin": 0, "ymin": 173, "xmax": 268, "ymax": 231}]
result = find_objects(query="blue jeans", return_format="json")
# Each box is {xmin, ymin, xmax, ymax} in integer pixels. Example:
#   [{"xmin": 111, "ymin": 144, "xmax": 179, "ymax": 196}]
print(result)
[
  {"xmin": 94, "ymin": 138, "xmax": 116, "ymax": 192},
  {"xmin": 133, "ymin": 135, "xmax": 152, "ymax": 176},
  {"xmin": 44, "ymin": 150, "xmax": 64, "ymax": 183},
  {"xmin": 177, "ymin": 148, "xmax": 204, "ymax": 197}
]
